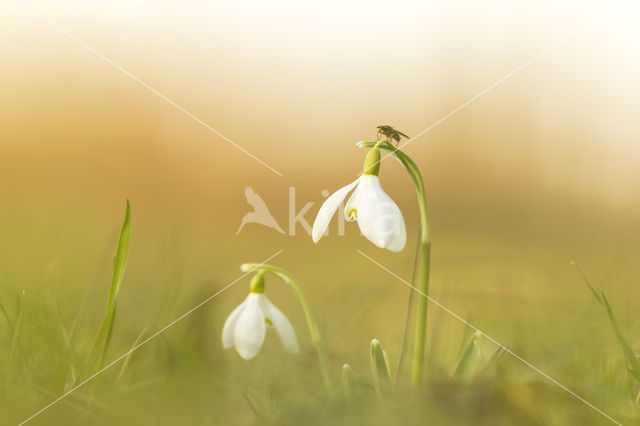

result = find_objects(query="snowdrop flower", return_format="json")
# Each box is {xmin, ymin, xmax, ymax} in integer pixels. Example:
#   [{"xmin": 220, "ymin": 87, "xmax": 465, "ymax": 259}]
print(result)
[
  {"xmin": 222, "ymin": 273, "xmax": 299, "ymax": 360},
  {"xmin": 312, "ymin": 147, "xmax": 406, "ymax": 252}
]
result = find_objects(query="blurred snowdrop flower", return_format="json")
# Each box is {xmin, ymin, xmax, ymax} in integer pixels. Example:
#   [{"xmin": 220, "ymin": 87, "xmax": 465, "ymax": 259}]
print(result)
[
  {"xmin": 222, "ymin": 273, "xmax": 299, "ymax": 360},
  {"xmin": 312, "ymin": 147, "xmax": 406, "ymax": 252}
]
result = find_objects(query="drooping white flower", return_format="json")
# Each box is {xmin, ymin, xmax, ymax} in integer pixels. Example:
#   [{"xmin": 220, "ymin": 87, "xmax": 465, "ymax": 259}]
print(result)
[
  {"xmin": 222, "ymin": 291, "xmax": 299, "ymax": 360},
  {"xmin": 312, "ymin": 147, "xmax": 406, "ymax": 252}
]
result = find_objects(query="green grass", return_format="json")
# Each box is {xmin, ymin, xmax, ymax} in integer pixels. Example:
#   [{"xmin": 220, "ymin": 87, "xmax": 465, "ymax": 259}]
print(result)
[
  {"xmin": 85, "ymin": 200, "xmax": 131, "ymax": 375},
  {"xmin": 573, "ymin": 261, "xmax": 640, "ymax": 403},
  {"xmin": 1, "ymin": 201, "xmax": 639, "ymax": 426}
]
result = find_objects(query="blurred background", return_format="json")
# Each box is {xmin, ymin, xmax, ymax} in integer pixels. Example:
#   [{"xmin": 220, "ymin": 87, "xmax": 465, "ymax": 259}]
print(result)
[{"xmin": 1, "ymin": 0, "xmax": 639, "ymax": 424}]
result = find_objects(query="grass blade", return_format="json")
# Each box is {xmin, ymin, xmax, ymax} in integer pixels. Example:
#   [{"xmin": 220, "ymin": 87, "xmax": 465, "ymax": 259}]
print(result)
[
  {"xmin": 574, "ymin": 262, "xmax": 640, "ymax": 385},
  {"xmin": 453, "ymin": 331, "xmax": 483, "ymax": 380},
  {"xmin": 115, "ymin": 327, "xmax": 149, "ymax": 384},
  {"xmin": 341, "ymin": 364, "xmax": 361, "ymax": 401},
  {"xmin": 370, "ymin": 339, "xmax": 392, "ymax": 400},
  {"xmin": 571, "ymin": 261, "xmax": 602, "ymax": 304},
  {"xmin": 86, "ymin": 200, "xmax": 131, "ymax": 373},
  {"xmin": 106, "ymin": 200, "xmax": 132, "ymax": 312},
  {"xmin": 70, "ymin": 228, "xmax": 120, "ymax": 340},
  {"xmin": 600, "ymin": 292, "xmax": 640, "ymax": 383},
  {"xmin": 239, "ymin": 378, "xmax": 270, "ymax": 420}
]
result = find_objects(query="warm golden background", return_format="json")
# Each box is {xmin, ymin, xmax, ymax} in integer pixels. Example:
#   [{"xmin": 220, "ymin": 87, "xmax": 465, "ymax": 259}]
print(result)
[{"xmin": 1, "ymin": 0, "xmax": 639, "ymax": 424}]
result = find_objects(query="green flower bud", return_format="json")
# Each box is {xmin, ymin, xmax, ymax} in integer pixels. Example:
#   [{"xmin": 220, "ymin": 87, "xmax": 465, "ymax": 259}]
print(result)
[
  {"xmin": 370, "ymin": 338, "xmax": 392, "ymax": 399},
  {"xmin": 249, "ymin": 272, "xmax": 265, "ymax": 293},
  {"xmin": 362, "ymin": 147, "xmax": 381, "ymax": 176}
]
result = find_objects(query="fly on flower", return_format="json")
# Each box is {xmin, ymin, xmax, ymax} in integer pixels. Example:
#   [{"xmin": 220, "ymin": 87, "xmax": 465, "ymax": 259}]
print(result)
[
  {"xmin": 222, "ymin": 273, "xmax": 299, "ymax": 360},
  {"xmin": 312, "ymin": 143, "xmax": 407, "ymax": 252},
  {"xmin": 377, "ymin": 125, "xmax": 409, "ymax": 147}
]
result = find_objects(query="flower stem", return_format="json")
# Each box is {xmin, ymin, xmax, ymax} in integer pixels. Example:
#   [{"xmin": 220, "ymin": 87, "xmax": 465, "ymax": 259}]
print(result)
[
  {"xmin": 240, "ymin": 263, "xmax": 334, "ymax": 395},
  {"xmin": 357, "ymin": 140, "xmax": 431, "ymax": 386},
  {"xmin": 394, "ymin": 227, "xmax": 421, "ymax": 386},
  {"xmin": 412, "ymin": 239, "xmax": 431, "ymax": 386}
]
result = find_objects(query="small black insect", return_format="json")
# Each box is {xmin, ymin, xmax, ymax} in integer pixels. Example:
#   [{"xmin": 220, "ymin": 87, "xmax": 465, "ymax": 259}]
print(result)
[{"xmin": 377, "ymin": 125, "xmax": 409, "ymax": 146}]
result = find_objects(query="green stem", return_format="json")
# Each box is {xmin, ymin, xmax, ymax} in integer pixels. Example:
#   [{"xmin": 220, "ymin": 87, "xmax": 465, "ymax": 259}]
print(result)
[
  {"xmin": 394, "ymin": 227, "xmax": 421, "ymax": 386},
  {"xmin": 241, "ymin": 263, "xmax": 334, "ymax": 395},
  {"xmin": 358, "ymin": 140, "xmax": 431, "ymax": 386}
]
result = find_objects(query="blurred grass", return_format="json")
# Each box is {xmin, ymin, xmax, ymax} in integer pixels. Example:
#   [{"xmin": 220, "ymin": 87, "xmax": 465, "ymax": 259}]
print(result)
[{"xmin": 0, "ymin": 197, "xmax": 639, "ymax": 425}]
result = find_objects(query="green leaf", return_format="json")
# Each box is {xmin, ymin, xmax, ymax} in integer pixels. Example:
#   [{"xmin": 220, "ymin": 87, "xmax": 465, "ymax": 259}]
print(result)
[
  {"xmin": 107, "ymin": 200, "xmax": 132, "ymax": 311},
  {"xmin": 571, "ymin": 261, "xmax": 602, "ymax": 304},
  {"xmin": 341, "ymin": 364, "xmax": 361, "ymax": 401},
  {"xmin": 116, "ymin": 327, "xmax": 149, "ymax": 384},
  {"xmin": 86, "ymin": 200, "xmax": 131, "ymax": 374},
  {"xmin": 453, "ymin": 331, "xmax": 483, "ymax": 380},
  {"xmin": 70, "ymin": 229, "xmax": 121, "ymax": 340},
  {"xmin": 370, "ymin": 339, "xmax": 392, "ymax": 400},
  {"xmin": 574, "ymin": 262, "xmax": 640, "ymax": 386},
  {"xmin": 600, "ymin": 292, "xmax": 640, "ymax": 384}
]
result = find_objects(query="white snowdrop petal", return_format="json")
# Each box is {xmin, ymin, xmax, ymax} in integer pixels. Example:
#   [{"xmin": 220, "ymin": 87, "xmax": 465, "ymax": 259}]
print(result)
[
  {"xmin": 261, "ymin": 296, "xmax": 300, "ymax": 354},
  {"xmin": 222, "ymin": 298, "xmax": 247, "ymax": 349},
  {"xmin": 384, "ymin": 202, "xmax": 407, "ymax": 252},
  {"xmin": 356, "ymin": 176, "xmax": 407, "ymax": 251},
  {"xmin": 312, "ymin": 177, "xmax": 361, "ymax": 242},
  {"xmin": 355, "ymin": 196, "xmax": 387, "ymax": 248},
  {"xmin": 233, "ymin": 294, "xmax": 266, "ymax": 360}
]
